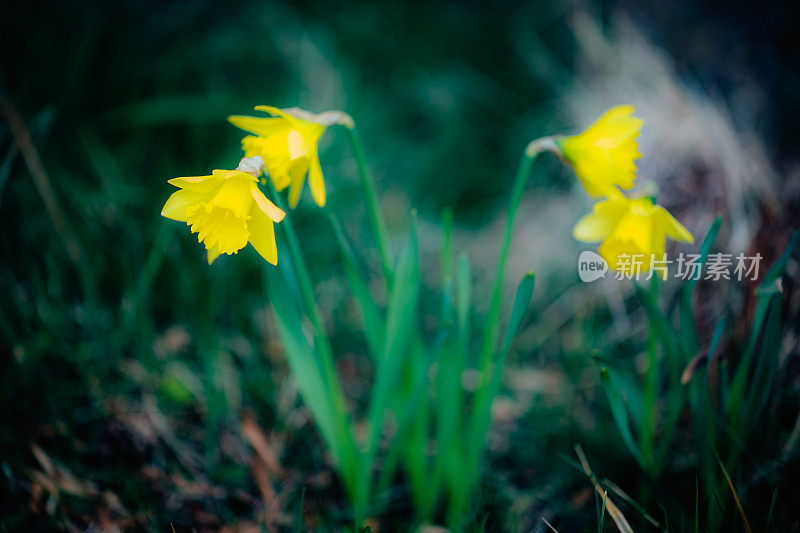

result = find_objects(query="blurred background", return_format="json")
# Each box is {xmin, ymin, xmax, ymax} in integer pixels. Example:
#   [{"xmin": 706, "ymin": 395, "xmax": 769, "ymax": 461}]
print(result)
[{"xmin": 1, "ymin": 0, "xmax": 799, "ymax": 530}]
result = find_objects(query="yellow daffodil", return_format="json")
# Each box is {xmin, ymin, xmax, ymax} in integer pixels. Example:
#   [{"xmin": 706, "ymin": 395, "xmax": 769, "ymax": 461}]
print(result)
[
  {"xmin": 557, "ymin": 105, "xmax": 643, "ymax": 198},
  {"xmin": 161, "ymin": 157, "xmax": 285, "ymax": 265},
  {"xmin": 573, "ymin": 195, "xmax": 693, "ymax": 272},
  {"xmin": 228, "ymin": 106, "xmax": 330, "ymax": 208}
]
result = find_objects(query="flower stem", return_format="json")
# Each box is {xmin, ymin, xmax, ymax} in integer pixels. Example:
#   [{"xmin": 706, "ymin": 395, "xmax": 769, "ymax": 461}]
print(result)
[
  {"xmin": 269, "ymin": 181, "xmax": 330, "ymax": 356},
  {"xmin": 343, "ymin": 123, "xmax": 394, "ymax": 287},
  {"xmin": 478, "ymin": 137, "xmax": 557, "ymax": 367},
  {"xmin": 265, "ymin": 177, "xmax": 358, "ymax": 495}
]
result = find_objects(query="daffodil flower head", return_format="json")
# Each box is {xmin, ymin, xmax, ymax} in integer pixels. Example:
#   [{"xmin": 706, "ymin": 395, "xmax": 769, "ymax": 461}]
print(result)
[
  {"xmin": 557, "ymin": 105, "xmax": 643, "ymax": 198},
  {"xmin": 161, "ymin": 156, "xmax": 286, "ymax": 265},
  {"xmin": 228, "ymin": 106, "xmax": 345, "ymax": 208},
  {"xmin": 573, "ymin": 195, "xmax": 694, "ymax": 272}
]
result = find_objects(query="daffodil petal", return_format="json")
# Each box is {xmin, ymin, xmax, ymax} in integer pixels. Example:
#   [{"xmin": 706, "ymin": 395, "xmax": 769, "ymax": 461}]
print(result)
[
  {"xmin": 161, "ymin": 188, "xmax": 217, "ymax": 222},
  {"xmin": 286, "ymin": 156, "xmax": 309, "ymax": 208},
  {"xmin": 573, "ymin": 213, "xmax": 612, "ymax": 242},
  {"xmin": 211, "ymin": 169, "xmax": 256, "ymax": 182},
  {"xmin": 250, "ymin": 182, "xmax": 285, "ymax": 222},
  {"xmin": 253, "ymin": 105, "xmax": 303, "ymax": 124},
  {"xmin": 654, "ymin": 206, "xmax": 694, "ymax": 243},
  {"xmin": 228, "ymin": 115, "xmax": 288, "ymax": 137},
  {"xmin": 308, "ymin": 147, "xmax": 326, "ymax": 207},
  {"xmin": 248, "ymin": 203, "xmax": 278, "ymax": 265},
  {"xmin": 573, "ymin": 198, "xmax": 628, "ymax": 242},
  {"xmin": 167, "ymin": 174, "xmax": 221, "ymax": 192},
  {"xmin": 288, "ymin": 176, "xmax": 304, "ymax": 208},
  {"xmin": 253, "ymin": 105, "xmax": 286, "ymax": 115}
]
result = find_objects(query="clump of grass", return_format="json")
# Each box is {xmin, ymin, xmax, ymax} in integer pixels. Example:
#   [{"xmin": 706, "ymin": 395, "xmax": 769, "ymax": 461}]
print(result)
[
  {"xmin": 256, "ymin": 115, "xmax": 542, "ymax": 527},
  {"xmin": 585, "ymin": 219, "xmax": 798, "ymax": 531}
]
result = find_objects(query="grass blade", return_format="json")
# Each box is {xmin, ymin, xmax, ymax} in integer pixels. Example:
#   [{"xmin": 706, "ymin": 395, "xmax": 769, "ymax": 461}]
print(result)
[
  {"xmin": 715, "ymin": 451, "xmax": 752, "ymax": 533},
  {"xmin": 575, "ymin": 445, "xmax": 635, "ymax": 533},
  {"xmin": 440, "ymin": 208, "xmax": 455, "ymax": 325},
  {"xmin": 599, "ymin": 368, "xmax": 645, "ymax": 468},
  {"xmin": 463, "ymin": 272, "xmax": 535, "ymax": 517},
  {"xmin": 500, "ymin": 271, "xmax": 535, "ymax": 354},
  {"xmin": 727, "ymin": 231, "xmax": 798, "ymax": 431},
  {"xmin": 330, "ymin": 214, "xmax": 385, "ymax": 361},
  {"xmin": 265, "ymin": 266, "xmax": 337, "ymax": 458},
  {"xmin": 358, "ymin": 216, "xmax": 420, "ymax": 513}
]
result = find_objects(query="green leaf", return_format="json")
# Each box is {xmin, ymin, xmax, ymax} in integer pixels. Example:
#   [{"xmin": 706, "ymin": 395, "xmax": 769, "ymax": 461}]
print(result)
[
  {"xmin": 679, "ymin": 216, "xmax": 722, "ymax": 354},
  {"xmin": 601, "ymin": 362, "xmax": 645, "ymax": 437},
  {"xmin": 465, "ymin": 272, "xmax": 535, "ymax": 505},
  {"xmin": 742, "ymin": 297, "xmax": 782, "ymax": 435},
  {"xmin": 264, "ymin": 267, "xmax": 337, "ymax": 458},
  {"xmin": 439, "ymin": 209, "xmax": 456, "ymax": 327},
  {"xmin": 358, "ymin": 216, "xmax": 420, "ymax": 510},
  {"xmin": 727, "ymin": 231, "xmax": 798, "ymax": 429},
  {"xmin": 761, "ymin": 231, "xmax": 799, "ymax": 283},
  {"xmin": 381, "ymin": 214, "xmax": 420, "ymax": 368},
  {"xmin": 431, "ymin": 254, "xmax": 473, "ymax": 518},
  {"xmin": 637, "ymin": 281, "xmax": 686, "ymax": 366},
  {"xmin": 500, "ymin": 271, "xmax": 535, "ymax": 354},
  {"xmin": 330, "ymin": 214, "xmax": 385, "ymax": 361},
  {"xmin": 456, "ymin": 254, "xmax": 472, "ymax": 356},
  {"xmin": 600, "ymin": 368, "xmax": 645, "ymax": 467}
]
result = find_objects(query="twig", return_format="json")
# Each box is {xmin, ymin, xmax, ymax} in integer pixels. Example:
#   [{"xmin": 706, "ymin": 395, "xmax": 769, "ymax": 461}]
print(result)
[
  {"xmin": 542, "ymin": 517, "xmax": 560, "ymax": 532},
  {"xmin": 0, "ymin": 97, "xmax": 81, "ymax": 264}
]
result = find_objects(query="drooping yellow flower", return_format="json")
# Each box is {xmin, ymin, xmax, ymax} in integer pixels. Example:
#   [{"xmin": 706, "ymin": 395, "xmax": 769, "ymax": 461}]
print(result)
[
  {"xmin": 557, "ymin": 105, "xmax": 643, "ymax": 198},
  {"xmin": 573, "ymin": 195, "xmax": 693, "ymax": 272},
  {"xmin": 161, "ymin": 157, "xmax": 285, "ymax": 265},
  {"xmin": 228, "ymin": 106, "xmax": 328, "ymax": 208}
]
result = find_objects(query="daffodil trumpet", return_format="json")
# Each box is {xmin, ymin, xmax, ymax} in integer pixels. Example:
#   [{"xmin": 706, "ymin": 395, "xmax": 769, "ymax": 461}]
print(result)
[
  {"xmin": 556, "ymin": 105, "xmax": 644, "ymax": 199},
  {"xmin": 161, "ymin": 156, "xmax": 286, "ymax": 265}
]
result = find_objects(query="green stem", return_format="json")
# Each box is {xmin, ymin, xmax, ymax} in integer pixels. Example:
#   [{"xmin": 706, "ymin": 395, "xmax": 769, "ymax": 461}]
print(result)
[
  {"xmin": 269, "ymin": 180, "xmax": 334, "ymax": 375},
  {"xmin": 641, "ymin": 322, "xmax": 659, "ymax": 474},
  {"xmin": 459, "ymin": 137, "xmax": 555, "ymax": 511},
  {"xmin": 344, "ymin": 123, "xmax": 394, "ymax": 287},
  {"xmin": 478, "ymin": 137, "xmax": 557, "ymax": 366},
  {"xmin": 266, "ymin": 177, "xmax": 358, "ymax": 500}
]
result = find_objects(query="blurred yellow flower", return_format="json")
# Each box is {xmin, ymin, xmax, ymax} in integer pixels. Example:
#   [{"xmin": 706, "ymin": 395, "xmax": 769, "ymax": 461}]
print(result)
[
  {"xmin": 573, "ymin": 196, "xmax": 693, "ymax": 272},
  {"xmin": 557, "ymin": 105, "xmax": 643, "ymax": 198},
  {"xmin": 161, "ymin": 157, "xmax": 285, "ymax": 265},
  {"xmin": 228, "ymin": 106, "xmax": 328, "ymax": 208}
]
